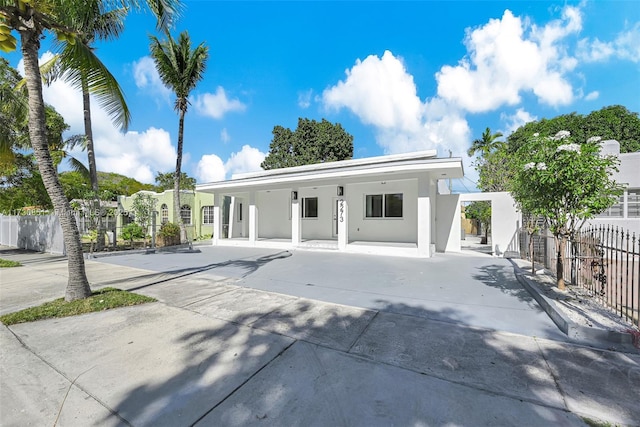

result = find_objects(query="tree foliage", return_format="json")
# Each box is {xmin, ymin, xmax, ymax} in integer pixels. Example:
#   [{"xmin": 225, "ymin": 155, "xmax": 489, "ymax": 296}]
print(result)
[
  {"xmin": 510, "ymin": 131, "xmax": 623, "ymax": 289},
  {"xmin": 130, "ymin": 192, "xmax": 157, "ymax": 245},
  {"xmin": 261, "ymin": 118, "xmax": 354, "ymax": 170},
  {"xmin": 155, "ymin": 171, "xmax": 195, "ymax": 192},
  {"xmin": 507, "ymin": 105, "xmax": 640, "ymax": 154},
  {"xmin": 464, "ymin": 201, "xmax": 491, "ymax": 240},
  {"xmin": 97, "ymin": 171, "xmax": 155, "ymax": 196},
  {"xmin": 0, "ymin": 0, "xmax": 180, "ymax": 301}
]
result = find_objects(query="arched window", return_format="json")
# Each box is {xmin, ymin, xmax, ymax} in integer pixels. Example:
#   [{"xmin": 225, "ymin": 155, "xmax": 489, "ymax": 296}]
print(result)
[
  {"xmin": 161, "ymin": 204, "xmax": 169, "ymax": 224},
  {"xmin": 180, "ymin": 205, "xmax": 191, "ymax": 225}
]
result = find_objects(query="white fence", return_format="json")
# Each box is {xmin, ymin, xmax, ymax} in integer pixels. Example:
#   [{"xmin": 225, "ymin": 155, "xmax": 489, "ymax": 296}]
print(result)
[{"xmin": 0, "ymin": 215, "xmax": 65, "ymax": 254}]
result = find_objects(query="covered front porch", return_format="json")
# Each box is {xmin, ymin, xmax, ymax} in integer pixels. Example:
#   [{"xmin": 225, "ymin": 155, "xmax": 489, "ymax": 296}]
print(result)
[{"xmin": 196, "ymin": 151, "xmax": 464, "ymax": 258}]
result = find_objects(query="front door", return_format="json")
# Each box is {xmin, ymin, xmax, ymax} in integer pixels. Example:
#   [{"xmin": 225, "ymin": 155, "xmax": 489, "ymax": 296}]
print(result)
[{"xmin": 332, "ymin": 198, "xmax": 339, "ymax": 238}]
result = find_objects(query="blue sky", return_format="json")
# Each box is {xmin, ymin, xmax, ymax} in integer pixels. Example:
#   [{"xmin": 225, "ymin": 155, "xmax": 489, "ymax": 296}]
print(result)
[{"xmin": 6, "ymin": 1, "xmax": 640, "ymax": 191}]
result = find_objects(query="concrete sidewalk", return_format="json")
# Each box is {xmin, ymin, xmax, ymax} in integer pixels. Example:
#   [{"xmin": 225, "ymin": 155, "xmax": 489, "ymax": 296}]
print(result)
[{"xmin": 1, "ymin": 248, "xmax": 639, "ymax": 426}]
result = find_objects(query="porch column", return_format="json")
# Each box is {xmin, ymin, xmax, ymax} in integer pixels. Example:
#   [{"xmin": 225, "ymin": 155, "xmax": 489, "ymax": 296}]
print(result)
[
  {"xmin": 212, "ymin": 193, "xmax": 222, "ymax": 246},
  {"xmin": 417, "ymin": 176, "xmax": 431, "ymax": 257},
  {"xmin": 338, "ymin": 197, "xmax": 348, "ymax": 250},
  {"xmin": 228, "ymin": 196, "xmax": 236, "ymax": 238},
  {"xmin": 249, "ymin": 191, "xmax": 257, "ymax": 244},
  {"xmin": 291, "ymin": 189, "xmax": 301, "ymax": 246}
]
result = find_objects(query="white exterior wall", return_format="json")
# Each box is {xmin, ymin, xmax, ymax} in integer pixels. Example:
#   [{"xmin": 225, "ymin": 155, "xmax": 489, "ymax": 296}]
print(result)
[
  {"xmin": 257, "ymin": 190, "xmax": 291, "ymax": 239},
  {"xmin": 587, "ymin": 152, "xmax": 640, "ymax": 235},
  {"xmin": 347, "ymin": 180, "xmax": 418, "ymax": 243},
  {"xmin": 460, "ymin": 192, "xmax": 520, "ymax": 256},
  {"xmin": 229, "ymin": 195, "xmax": 248, "ymax": 238},
  {"xmin": 300, "ymin": 186, "xmax": 336, "ymax": 240},
  {"xmin": 436, "ymin": 194, "xmax": 461, "ymax": 252}
]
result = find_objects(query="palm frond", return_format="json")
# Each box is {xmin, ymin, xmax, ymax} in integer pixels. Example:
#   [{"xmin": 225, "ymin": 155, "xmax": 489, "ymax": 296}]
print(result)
[
  {"xmin": 57, "ymin": 41, "xmax": 131, "ymax": 131},
  {"xmin": 65, "ymin": 134, "xmax": 88, "ymax": 151},
  {"xmin": 67, "ymin": 156, "xmax": 91, "ymax": 180}
]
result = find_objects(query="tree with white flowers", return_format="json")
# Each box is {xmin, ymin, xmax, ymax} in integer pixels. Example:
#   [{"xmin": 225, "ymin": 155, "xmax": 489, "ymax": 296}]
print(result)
[{"xmin": 510, "ymin": 131, "xmax": 623, "ymax": 290}]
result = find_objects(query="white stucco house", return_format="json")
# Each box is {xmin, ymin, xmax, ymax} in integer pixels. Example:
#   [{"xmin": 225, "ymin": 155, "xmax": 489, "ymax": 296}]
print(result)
[
  {"xmin": 197, "ymin": 151, "xmax": 470, "ymax": 258},
  {"xmin": 588, "ymin": 141, "xmax": 640, "ymax": 235}
]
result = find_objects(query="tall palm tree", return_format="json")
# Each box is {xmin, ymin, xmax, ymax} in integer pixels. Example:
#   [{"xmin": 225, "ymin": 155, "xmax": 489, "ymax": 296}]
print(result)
[
  {"xmin": 467, "ymin": 127, "xmax": 504, "ymax": 157},
  {"xmin": 45, "ymin": 3, "xmax": 130, "ymax": 250},
  {"xmin": 0, "ymin": 0, "xmax": 180, "ymax": 301},
  {"xmin": 150, "ymin": 31, "xmax": 208, "ymax": 243}
]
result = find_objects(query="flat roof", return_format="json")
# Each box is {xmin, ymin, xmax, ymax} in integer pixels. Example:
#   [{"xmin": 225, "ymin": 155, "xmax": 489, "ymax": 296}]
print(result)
[{"xmin": 197, "ymin": 150, "xmax": 463, "ymax": 193}]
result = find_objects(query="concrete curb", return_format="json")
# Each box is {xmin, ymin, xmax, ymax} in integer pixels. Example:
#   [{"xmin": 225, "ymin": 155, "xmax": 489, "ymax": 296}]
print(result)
[
  {"xmin": 84, "ymin": 243, "xmax": 201, "ymax": 259},
  {"xmin": 513, "ymin": 268, "xmax": 635, "ymax": 348}
]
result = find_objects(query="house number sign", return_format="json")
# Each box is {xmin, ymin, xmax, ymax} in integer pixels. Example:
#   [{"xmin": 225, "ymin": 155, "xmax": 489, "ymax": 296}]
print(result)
[{"xmin": 339, "ymin": 199, "xmax": 345, "ymax": 222}]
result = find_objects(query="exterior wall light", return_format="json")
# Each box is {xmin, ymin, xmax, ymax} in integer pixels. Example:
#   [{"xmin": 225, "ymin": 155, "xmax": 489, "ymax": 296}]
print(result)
[
  {"xmin": 291, "ymin": 191, "xmax": 298, "ymax": 201},
  {"xmin": 337, "ymin": 186, "xmax": 344, "ymax": 196}
]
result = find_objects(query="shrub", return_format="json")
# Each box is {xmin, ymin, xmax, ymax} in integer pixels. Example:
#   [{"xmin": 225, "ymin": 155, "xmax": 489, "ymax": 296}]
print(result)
[
  {"xmin": 157, "ymin": 222, "xmax": 180, "ymax": 247},
  {"xmin": 121, "ymin": 223, "xmax": 145, "ymax": 248}
]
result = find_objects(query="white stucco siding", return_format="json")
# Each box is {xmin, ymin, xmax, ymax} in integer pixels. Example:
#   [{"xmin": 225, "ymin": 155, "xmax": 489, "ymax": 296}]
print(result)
[
  {"xmin": 436, "ymin": 194, "xmax": 461, "ymax": 252},
  {"xmin": 300, "ymin": 186, "xmax": 336, "ymax": 240},
  {"xmin": 347, "ymin": 180, "xmax": 418, "ymax": 243},
  {"xmin": 229, "ymin": 196, "xmax": 247, "ymax": 238},
  {"xmin": 257, "ymin": 190, "xmax": 291, "ymax": 239}
]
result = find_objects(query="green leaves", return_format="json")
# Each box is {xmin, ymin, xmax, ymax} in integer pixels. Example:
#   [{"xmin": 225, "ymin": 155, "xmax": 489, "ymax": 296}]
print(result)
[
  {"xmin": 149, "ymin": 30, "xmax": 209, "ymax": 114},
  {"xmin": 261, "ymin": 118, "xmax": 354, "ymax": 170},
  {"xmin": 510, "ymin": 132, "xmax": 623, "ymax": 237}
]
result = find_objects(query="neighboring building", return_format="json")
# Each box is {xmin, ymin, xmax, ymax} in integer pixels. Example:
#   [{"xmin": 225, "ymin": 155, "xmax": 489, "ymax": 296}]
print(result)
[
  {"xmin": 117, "ymin": 190, "xmax": 215, "ymax": 240},
  {"xmin": 589, "ymin": 141, "xmax": 640, "ymax": 235},
  {"xmin": 198, "ymin": 151, "xmax": 480, "ymax": 258}
]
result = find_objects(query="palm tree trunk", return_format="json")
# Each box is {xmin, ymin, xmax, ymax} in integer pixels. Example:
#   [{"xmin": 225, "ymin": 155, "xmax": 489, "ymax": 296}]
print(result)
[
  {"xmin": 174, "ymin": 109, "xmax": 186, "ymax": 243},
  {"xmin": 81, "ymin": 78, "xmax": 105, "ymax": 251},
  {"xmin": 21, "ymin": 29, "xmax": 91, "ymax": 301}
]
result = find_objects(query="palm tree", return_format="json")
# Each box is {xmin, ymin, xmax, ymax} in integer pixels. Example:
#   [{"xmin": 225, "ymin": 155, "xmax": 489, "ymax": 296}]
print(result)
[
  {"xmin": 0, "ymin": 0, "xmax": 180, "ymax": 301},
  {"xmin": 150, "ymin": 31, "xmax": 208, "ymax": 243},
  {"xmin": 467, "ymin": 127, "xmax": 504, "ymax": 157},
  {"xmin": 45, "ymin": 3, "xmax": 130, "ymax": 250}
]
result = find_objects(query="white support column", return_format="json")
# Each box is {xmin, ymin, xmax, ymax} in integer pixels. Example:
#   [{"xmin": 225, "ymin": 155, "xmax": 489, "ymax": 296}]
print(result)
[
  {"xmin": 212, "ymin": 193, "xmax": 222, "ymax": 246},
  {"xmin": 228, "ymin": 196, "xmax": 236, "ymax": 239},
  {"xmin": 249, "ymin": 191, "xmax": 257, "ymax": 244},
  {"xmin": 338, "ymin": 198, "xmax": 348, "ymax": 251},
  {"xmin": 291, "ymin": 189, "xmax": 301, "ymax": 246},
  {"xmin": 417, "ymin": 176, "xmax": 431, "ymax": 257}
]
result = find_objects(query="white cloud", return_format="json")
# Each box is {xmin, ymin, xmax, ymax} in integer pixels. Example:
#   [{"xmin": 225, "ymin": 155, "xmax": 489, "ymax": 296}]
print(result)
[
  {"xmin": 436, "ymin": 7, "xmax": 581, "ymax": 111},
  {"xmin": 225, "ymin": 145, "xmax": 266, "ymax": 178},
  {"xmin": 322, "ymin": 51, "xmax": 470, "ymax": 159},
  {"xmin": 578, "ymin": 23, "xmax": 640, "ymax": 63},
  {"xmin": 193, "ymin": 86, "xmax": 246, "ymax": 119},
  {"xmin": 500, "ymin": 108, "xmax": 537, "ymax": 135},
  {"xmin": 584, "ymin": 90, "xmax": 599, "ymax": 101},
  {"xmin": 132, "ymin": 56, "xmax": 171, "ymax": 100},
  {"xmin": 323, "ymin": 51, "xmax": 422, "ymax": 132},
  {"xmin": 220, "ymin": 128, "xmax": 230, "ymax": 143},
  {"xmin": 297, "ymin": 89, "xmax": 313, "ymax": 108},
  {"xmin": 196, "ymin": 145, "xmax": 266, "ymax": 183},
  {"xmin": 196, "ymin": 154, "xmax": 226, "ymax": 183},
  {"xmin": 20, "ymin": 52, "xmax": 177, "ymax": 184}
]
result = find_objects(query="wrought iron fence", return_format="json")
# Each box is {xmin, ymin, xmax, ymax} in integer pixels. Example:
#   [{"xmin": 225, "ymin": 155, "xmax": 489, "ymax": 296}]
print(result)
[{"xmin": 517, "ymin": 225, "xmax": 639, "ymax": 328}]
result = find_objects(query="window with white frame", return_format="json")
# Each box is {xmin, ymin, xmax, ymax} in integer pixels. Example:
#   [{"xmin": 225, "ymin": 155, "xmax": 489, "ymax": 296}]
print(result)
[
  {"xmin": 365, "ymin": 193, "xmax": 403, "ymax": 218},
  {"xmin": 597, "ymin": 194, "xmax": 624, "ymax": 218},
  {"xmin": 628, "ymin": 188, "xmax": 640, "ymax": 218},
  {"xmin": 180, "ymin": 204, "xmax": 191, "ymax": 225},
  {"xmin": 161, "ymin": 204, "xmax": 169, "ymax": 224},
  {"xmin": 202, "ymin": 206, "xmax": 214, "ymax": 224},
  {"xmin": 302, "ymin": 197, "xmax": 318, "ymax": 218}
]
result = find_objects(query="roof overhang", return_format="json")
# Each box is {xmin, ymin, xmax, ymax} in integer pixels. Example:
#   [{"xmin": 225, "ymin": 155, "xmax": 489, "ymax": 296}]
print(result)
[{"xmin": 197, "ymin": 151, "xmax": 464, "ymax": 194}]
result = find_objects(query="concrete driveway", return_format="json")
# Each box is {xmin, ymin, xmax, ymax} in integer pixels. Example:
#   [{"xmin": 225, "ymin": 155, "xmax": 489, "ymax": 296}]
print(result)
[
  {"xmin": 3, "ymin": 246, "xmax": 639, "ymax": 426},
  {"xmin": 95, "ymin": 245, "xmax": 567, "ymax": 341}
]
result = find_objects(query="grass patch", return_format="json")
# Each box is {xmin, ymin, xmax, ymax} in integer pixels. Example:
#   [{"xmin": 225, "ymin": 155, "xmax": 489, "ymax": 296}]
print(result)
[
  {"xmin": 0, "ymin": 258, "xmax": 21, "ymax": 268},
  {"xmin": 582, "ymin": 417, "xmax": 618, "ymax": 427},
  {"xmin": 0, "ymin": 287, "xmax": 156, "ymax": 326}
]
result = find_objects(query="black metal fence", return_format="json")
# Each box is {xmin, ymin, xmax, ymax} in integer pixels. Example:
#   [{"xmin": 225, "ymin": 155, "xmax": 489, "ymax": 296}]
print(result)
[{"xmin": 517, "ymin": 225, "xmax": 639, "ymax": 328}]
